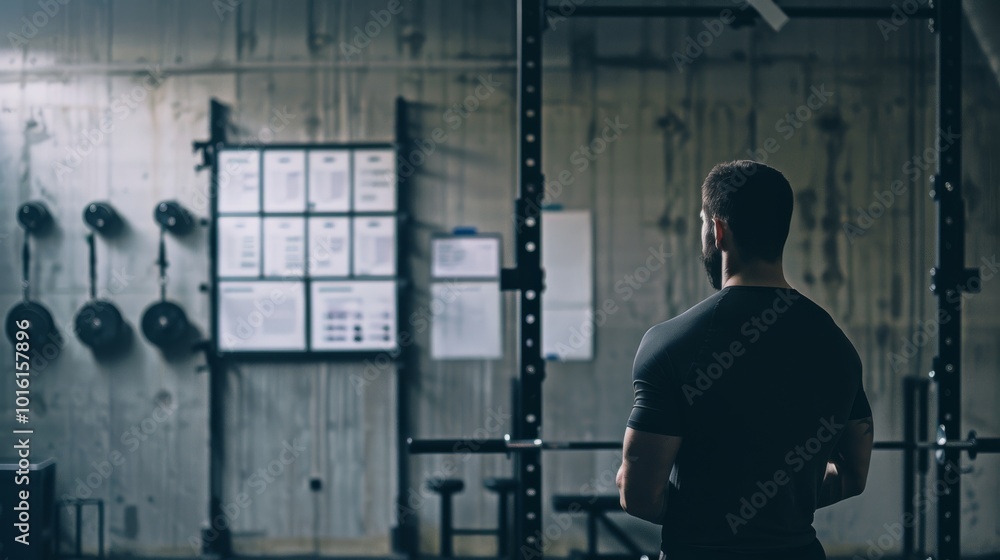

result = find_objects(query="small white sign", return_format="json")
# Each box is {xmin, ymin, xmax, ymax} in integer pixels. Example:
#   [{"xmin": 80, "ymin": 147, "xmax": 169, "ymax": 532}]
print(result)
[
  {"xmin": 310, "ymin": 281, "xmax": 397, "ymax": 350},
  {"xmin": 431, "ymin": 281, "xmax": 502, "ymax": 359},
  {"xmin": 217, "ymin": 150, "xmax": 260, "ymax": 213},
  {"xmin": 263, "ymin": 150, "xmax": 307, "ymax": 212},
  {"xmin": 353, "ymin": 216, "xmax": 396, "ymax": 276},
  {"xmin": 263, "ymin": 217, "xmax": 306, "ymax": 277},
  {"xmin": 218, "ymin": 281, "xmax": 306, "ymax": 351},
  {"xmin": 308, "ymin": 217, "xmax": 350, "ymax": 277},
  {"xmin": 431, "ymin": 236, "xmax": 501, "ymax": 279},
  {"xmin": 308, "ymin": 150, "xmax": 351, "ymax": 212},
  {"xmin": 217, "ymin": 216, "xmax": 261, "ymax": 278},
  {"xmin": 353, "ymin": 149, "xmax": 396, "ymax": 211}
]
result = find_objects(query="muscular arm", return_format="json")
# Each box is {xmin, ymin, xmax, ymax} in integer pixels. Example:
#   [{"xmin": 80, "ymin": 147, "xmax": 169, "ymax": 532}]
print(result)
[
  {"xmin": 616, "ymin": 427, "xmax": 682, "ymax": 524},
  {"xmin": 818, "ymin": 416, "xmax": 874, "ymax": 508}
]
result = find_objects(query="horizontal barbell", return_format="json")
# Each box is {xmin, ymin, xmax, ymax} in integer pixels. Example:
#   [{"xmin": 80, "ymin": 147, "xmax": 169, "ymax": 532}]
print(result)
[{"xmin": 407, "ymin": 432, "xmax": 1000, "ymax": 459}]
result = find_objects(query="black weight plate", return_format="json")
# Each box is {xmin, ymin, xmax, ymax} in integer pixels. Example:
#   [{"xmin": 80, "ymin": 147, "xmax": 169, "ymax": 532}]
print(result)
[
  {"xmin": 5, "ymin": 300, "xmax": 57, "ymax": 345},
  {"xmin": 83, "ymin": 202, "xmax": 123, "ymax": 236},
  {"xmin": 154, "ymin": 201, "xmax": 195, "ymax": 236},
  {"xmin": 17, "ymin": 201, "xmax": 54, "ymax": 235},
  {"xmin": 74, "ymin": 300, "xmax": 125, "ymax": 350},
  {"xmin": 141, "ymin": 300, "xmax": 190, "ymax": 348}
]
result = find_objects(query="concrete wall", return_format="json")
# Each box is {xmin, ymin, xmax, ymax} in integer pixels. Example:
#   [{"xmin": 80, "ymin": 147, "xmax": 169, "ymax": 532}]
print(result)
[{"xmin": 0, "ymin": 0, "xmax": 997, "ymax": 557}]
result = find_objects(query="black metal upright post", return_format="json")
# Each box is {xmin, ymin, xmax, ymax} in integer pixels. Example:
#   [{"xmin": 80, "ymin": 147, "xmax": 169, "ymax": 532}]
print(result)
[
  {"xmin": 202, "ymin": 98, "xmax": 234, "ymax": 558},
  {"xmin": 931, "ymin": 1, "xmax": 970, "ymax": 559},
  {"xmin": 515, "ymin": 1, "xmax": 545, "ymax": 558},
  {"xmin": 917, "ymin": 378, "xmax": 929, "ymax": 556},
  {"xmin": 902, "ymin": 377, "xmax": 917, "ymax": 559},
  {"xmin": 393, "ymin": 96, "xmax": 419, "ymax": 557}
]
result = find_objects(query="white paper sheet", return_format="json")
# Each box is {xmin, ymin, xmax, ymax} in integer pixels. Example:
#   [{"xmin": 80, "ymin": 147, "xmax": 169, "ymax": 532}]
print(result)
[
  {"xmin": 353, "ymin": 149, "xmax": 396, "ymax": 211},
  {"xmin": 353, "ymin": 216, "xmax": 396, "ymax": 276},
  {"xmin": 542, "ymin": 210, "xmax": 592, "ymax": 305},
  {"xmin": 542, "ymin": 307, "xmax": 594, "ymax": 361},
  {"xmin": 310, "ymin": 281, "xmax": 397, "ymax": 350},
  {"xmin": 217, "ymin": 150, "xmax": 261, "ymax": 213},
  {"xmin": 262, "ymin": 217, "xmax": 306, "ymax": 277},
  {"xmin": 431, "ymin": 236, "xmax": 501, "ymax": 279},
  {"xmin": 217, "ymin": 216, "xmax": 261, "ymax": 277},
  {"xmin": 263, "ymin": 150, "xmax": 307, "ymax": 212},
  {"xmin": 430, "ymin": 281, "xmax": 502, "ymax": 359},
  {"xmin": 308, "ymin": 150, "xmax": 351, "ymax": 212},
  {"xmin": 542, "ymin": 210, "xmax": 593, "ymax": 361},
  {"xmin": 308, "ymin": 217, "xmax": 350, "ymax": 277},
  {"xmin": 218, "ymin": 281, "xmax": 306, "ymax": 351}
]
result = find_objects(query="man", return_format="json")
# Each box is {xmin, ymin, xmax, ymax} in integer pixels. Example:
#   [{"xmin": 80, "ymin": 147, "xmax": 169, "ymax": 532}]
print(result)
[{"xmin": 616, "ymin": 161, "xmax": 874, "ymax": 560}]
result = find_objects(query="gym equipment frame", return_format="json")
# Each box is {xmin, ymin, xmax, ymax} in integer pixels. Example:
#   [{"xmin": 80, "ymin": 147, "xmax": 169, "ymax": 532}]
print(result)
[{"xmin": 408, "ymin": 2, "xmax": 999, "ymax": 560}]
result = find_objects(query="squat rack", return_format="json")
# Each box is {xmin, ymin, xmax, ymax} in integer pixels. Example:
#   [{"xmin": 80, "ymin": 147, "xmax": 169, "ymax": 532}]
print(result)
[{"xmin": 408, "ymin": 1, "xmax": 998, "ymax": 560}]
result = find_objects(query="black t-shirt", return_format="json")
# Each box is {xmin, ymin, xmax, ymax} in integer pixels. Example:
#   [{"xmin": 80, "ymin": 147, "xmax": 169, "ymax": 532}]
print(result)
[{"xmin": 627, "ymin": 286, "xmax": 871, "ymax": 558}]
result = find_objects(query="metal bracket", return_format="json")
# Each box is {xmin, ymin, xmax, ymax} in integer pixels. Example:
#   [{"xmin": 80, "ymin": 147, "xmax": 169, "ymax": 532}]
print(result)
[
  {"xmin": 929, "ymin": 266, "xmax": 980, "ymax": 295},
  {"xmin": 192, "ymin": 140, "xmax": 215, "ymax": 172},
  {"xmin": 500, "ymin": 267, "xmax": 545, "ymax": 292}
]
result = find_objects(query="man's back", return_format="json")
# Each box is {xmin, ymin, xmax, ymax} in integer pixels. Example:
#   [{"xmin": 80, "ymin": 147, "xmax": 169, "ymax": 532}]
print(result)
[{"xmin": 628, "ymin": 286, "xmax": 871, "ymax": 558}]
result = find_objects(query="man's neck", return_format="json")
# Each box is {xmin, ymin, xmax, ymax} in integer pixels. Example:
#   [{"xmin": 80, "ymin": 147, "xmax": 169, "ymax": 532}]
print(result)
[{"xmin": 722, "ymin": 258, "xmax": 792, "ymax": 290}]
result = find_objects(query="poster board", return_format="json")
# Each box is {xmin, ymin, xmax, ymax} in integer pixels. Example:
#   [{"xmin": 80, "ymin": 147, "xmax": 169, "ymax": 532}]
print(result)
[
  {"xmin": 541, "ymin": 210, "xmax": 593, "ymax": 361},
  {"xmin": 212, "ymin": 144, "xmax": 399, "ymax": 357},
  {"xmin": 430, "ymin": 234, "xmax": 503, "ymax": 359}
]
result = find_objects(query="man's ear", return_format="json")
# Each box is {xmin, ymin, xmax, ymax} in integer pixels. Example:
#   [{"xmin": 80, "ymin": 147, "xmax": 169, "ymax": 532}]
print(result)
[{"xmin": 713, "ymin": 218, "xmax": 726, "ymax": 250}]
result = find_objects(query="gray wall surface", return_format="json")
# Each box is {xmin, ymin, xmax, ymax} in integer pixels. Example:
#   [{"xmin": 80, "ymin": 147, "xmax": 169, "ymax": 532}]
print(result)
[{"xmin": 0, "ymin": 0, "xmax": 998, "ymax": 557}]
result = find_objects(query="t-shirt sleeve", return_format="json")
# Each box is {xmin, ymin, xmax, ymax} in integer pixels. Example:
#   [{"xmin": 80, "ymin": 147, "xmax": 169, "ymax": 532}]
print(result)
[
  {"xmin": 848, "ymin": 384, "xmax": 872, "ymax": 421},
  {"xmin": 626, "ymin": 328, "xmax": 685, "ymax": 436}
]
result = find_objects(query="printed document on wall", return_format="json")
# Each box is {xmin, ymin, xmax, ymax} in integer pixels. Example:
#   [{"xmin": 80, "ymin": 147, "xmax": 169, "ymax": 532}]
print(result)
[
  {"xmin": 353, "ymin": 149, "xmax": 396, "ymax": 211},
  {"xmin": 308, "ymin": 150, "xmax": 351, "ymax": 212},
  {"xmin": 308, "ymin": 217, "xmax": 350, "ymax": 277},
  {"xmin": 431, "ymin": 282, "xmax": 502, "ymax": 359},
  {"xmin": 218, "ymin": 281, "xmax": 306, "ymax": 350},
  {"xmin": 217, "ymin": 216, "xmax": 261, "ymax": 278},
  {"xmin": 310, "ymin": 281, "xmax": 397, "ymax": 351},
  {"xmin": 263, "ymin": 217, "xmax": 306, "ymax": 277},
  {"xmin": 263, "ymin": 150, "xmax": 307, "ymax": 212},
  {"xmin": 353, "ymin": 216, "xmax": 396, "ymax": 276},
  {"xmin": 217, "ymin": 150, "xmax": 260, "ymax": 212},
  {"xmin": 541, "ymin": 210, "xmax": 593, "ymax": 360}
]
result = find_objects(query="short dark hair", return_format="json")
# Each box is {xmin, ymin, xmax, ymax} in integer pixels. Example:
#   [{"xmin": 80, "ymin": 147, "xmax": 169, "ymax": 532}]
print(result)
[{"xmin": 701, "ymin": 160, "xmax": 793, "ymax": 262}]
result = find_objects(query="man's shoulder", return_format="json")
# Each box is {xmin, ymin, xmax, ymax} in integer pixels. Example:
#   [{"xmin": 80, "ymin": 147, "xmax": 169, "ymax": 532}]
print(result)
[{"xmin": 641, "ymin": 292, "xmax": 726, "ymax": 350}]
